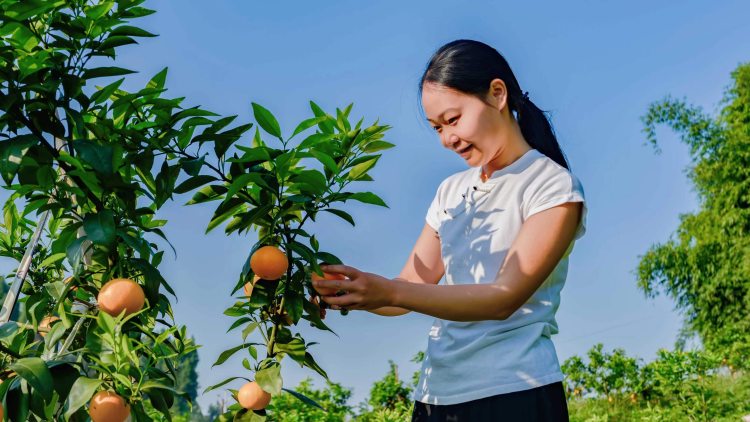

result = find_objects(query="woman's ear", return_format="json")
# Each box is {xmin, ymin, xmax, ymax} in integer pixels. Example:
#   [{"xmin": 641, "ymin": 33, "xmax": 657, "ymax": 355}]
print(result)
[{"xmin": 487, "ymin": 78, "xmax": 508, "ymax": 111}]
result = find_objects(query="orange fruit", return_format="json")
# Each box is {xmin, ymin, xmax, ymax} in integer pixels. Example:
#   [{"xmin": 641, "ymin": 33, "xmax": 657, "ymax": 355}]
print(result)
[
  {"xmin": 243, "ymin": 275, "xmax": 261, "ymax": 297},
  {"xmin": 237, "ymin": 381, "xmax": 271, "ymax": 410},
  {"xmin": 250, "ymin": 246, "xmax": 288, "ymax": 280},
  {"xmin": 39, "ymin": 315, "xmax": 60, "ymax": 337},
  {"xmin": 97, "ymin": 278, "xmax": 145, "ymax": 317},
  {"xmin": 311, "ymin": 271, "xmax": 346, "ymax": 296},
  {"xmin": 89, "ymin": 391, "xmax": 130, "ymax": 422}
]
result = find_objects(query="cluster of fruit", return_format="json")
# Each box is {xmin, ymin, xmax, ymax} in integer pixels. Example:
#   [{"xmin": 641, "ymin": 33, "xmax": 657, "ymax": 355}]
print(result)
[
  {"xmin": 34, "ymin": 277, "xmax": 146, "ymax": 421},
  {"xmin": 232, "ymin": 245, "xmax": 347, "ymax": 411}
]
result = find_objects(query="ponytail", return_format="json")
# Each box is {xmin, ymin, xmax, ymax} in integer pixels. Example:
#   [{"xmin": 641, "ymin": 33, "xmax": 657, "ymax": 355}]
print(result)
[
  {"xmin": 516, "ymin": 95, "xmax": 569, "ymax": 170},
  {"xmin": 420, "ymin": 39, "xmax": 570, "ymax": 170}
]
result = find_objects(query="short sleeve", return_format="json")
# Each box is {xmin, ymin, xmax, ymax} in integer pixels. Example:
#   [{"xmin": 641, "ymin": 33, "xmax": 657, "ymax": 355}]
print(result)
[
  {"xmin": 525, "ymin": 171, "xmax": 587, "ymax": 240},
  {"xmin": 425, "ymin": 182, "xmax": 443, "ymax": 232}
]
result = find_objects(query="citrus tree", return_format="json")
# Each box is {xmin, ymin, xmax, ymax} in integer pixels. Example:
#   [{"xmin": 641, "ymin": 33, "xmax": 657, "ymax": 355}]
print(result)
[
  {"xmin": 0, "ymin": 0, "xmax": 253, "ymax": 420},
  {"xmin": 187, "ymin": 101, "xmax": 393, "ymax": 420},
  {"xmin": 0, "ymin": 1, "xmax": 395, "ymax": 420}
]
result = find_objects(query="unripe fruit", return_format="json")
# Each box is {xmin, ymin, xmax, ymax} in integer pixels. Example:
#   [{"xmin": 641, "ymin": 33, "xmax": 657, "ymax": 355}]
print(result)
[
  {"xmin": 250, "ymin": 246, "xmax": 288, "ymax": 280},
  {"xmin": 97, "ymin": 278, "xmax": 145, "ymax": 317},
  {"xmin": 89, "ymin": 391, "xmax": 130, "ymax": 422},
  {"xmin": 237, "ymin": 381, "xmax": 272, "ymax": 410}
]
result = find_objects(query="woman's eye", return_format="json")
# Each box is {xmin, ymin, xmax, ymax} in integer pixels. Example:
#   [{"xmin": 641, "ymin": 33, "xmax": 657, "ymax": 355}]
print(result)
[
  {"xmin": 432, "ymin": 126, "xmax": 441, "ymax": 132},
  {"xmin": 447, "ymin": 116, "xmax": 459, "ymax": 124}
]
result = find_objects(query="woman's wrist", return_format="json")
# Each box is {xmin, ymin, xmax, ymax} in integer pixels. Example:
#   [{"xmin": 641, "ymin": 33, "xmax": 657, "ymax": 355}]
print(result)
[{"xmin": 388, "ymin": 278, "xmax": 405, "ymax": 308}]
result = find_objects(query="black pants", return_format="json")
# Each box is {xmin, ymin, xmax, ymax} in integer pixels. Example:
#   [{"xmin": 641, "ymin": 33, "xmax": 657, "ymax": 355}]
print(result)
[{"xmin": 411, "ymin": 382, "xmax": 569, "ymax": 422}]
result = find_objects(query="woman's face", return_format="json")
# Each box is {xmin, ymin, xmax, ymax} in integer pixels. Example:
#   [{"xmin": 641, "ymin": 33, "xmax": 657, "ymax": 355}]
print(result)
[{"xmin": 421, "ymin": 81, "xmax": 508, "ymax": 168}]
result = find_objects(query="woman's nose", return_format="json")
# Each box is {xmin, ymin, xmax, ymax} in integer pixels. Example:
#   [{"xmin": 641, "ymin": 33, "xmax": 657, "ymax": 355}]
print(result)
[{"xmin": 443, "ymin": 132, "xmax": 459, "ymax": 148}]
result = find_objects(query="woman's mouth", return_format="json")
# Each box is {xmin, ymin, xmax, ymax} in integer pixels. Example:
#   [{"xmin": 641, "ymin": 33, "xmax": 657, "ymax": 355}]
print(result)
[{"xmin": 458, "ymin": 144, "xmax": 473, "ymax": 158}]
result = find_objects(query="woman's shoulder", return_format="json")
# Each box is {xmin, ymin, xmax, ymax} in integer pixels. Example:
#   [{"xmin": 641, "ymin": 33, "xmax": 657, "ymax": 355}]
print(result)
[{"xmin": 525, "ymin": 152, "xmax": 584, "ymax": 190}]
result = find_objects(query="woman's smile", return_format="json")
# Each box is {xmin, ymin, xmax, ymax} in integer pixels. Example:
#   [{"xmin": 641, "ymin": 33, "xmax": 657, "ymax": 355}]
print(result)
[{"xmin": 458, "ymin": 144, "xmax": 474, "ymax": 158}]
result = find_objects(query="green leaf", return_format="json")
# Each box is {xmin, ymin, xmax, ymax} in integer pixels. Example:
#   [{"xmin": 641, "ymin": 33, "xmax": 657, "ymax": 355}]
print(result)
[
  {"xmin": 241, "ymin": 322, "xmax": 258, "ymax": 341},
  {"xmin": 309, "ymin": 150, "xmax": 338, "ymax": 173},
  {"xmin": 348, "ymin": 192, "xmax": 388, "ymax": 207},
  {"xmin": 274, "ymin": 338, "xmax": 306, "ymax": 364},
  {"xmin": 111, "ymin": 25, "xmax": 157, "ymax": 37},
  {"xmin": 83, "ymin": 210, "xmax": 116, "ymax": 245},
  {"xmin": 348, "ymin": 155, "xmax": 380, "ymax": 180},
  {"xmin": 83, "ymin": 66, "xmax": 137, "ymax": 79},
  {"xmin": 323, "ymin": 209, "xmax": 355, "ymax": 226},
  {"xmin": 255, "ymin": 365, "xmax": 282, "ymax": 395},
  {"xmin": 64, "ymin": 377, "xmax": 103, "ymax": 419},
  {"xmin": 91, "ymin": 78, "xmax": 125, "ymax": 105},
  {"xmin": 290, "ymin": 116, "xmax": 325, "ymax": 140},
  {"xmin": 72, "ymin": 140, "xmax": 117, "ymax": 174},
  {"xmin": 213, "ymin": 344, "xmax": 246, "ymax": 367},
  {"xmin": 309, "ymin": 101, "xmax": 335, "ymax": 134},
  {"xmin": 0, "ymin": 135, "xmax": 37, "ymax": 184},
  {"xmin": 174, "ymin": 175, "xmax": 218, "ymax": 194},
  {"xmin": 281, "ymin": 387, "xmax": 326, "ymax": 410},
  {"xmin": 206, "ymin": 199, "xmax": 245, "ymax": 234},
  {"xmin": 10, "ymin": 357, "xmax": 54, "ymax": 401},
  {"xmin": 290, "ymin": 170, "xmax": 327, "ymax": 195},
  {"xmin": 99, "ymin": 35, "xmax": 137, "ymax": 51},
  {"xmin": 5, "ymin": 1, "xmax": 64, "ymax": 21},
  {"xmin": 251, "ymin": 103, "xmax": 282, "ymax": 139},
  {"xmin": 85, "ymin": 1, "xmax": 114, "ymax": 19},
  {"xmin": 203, "ymin": 376, "xmax": 248, "ymax": 394},
  {"xmin": 186, "ymin": 184, "xmax": 227, "ymax": 205},
  {"xmin": 148, "ymin": 67, "xmax": 169, "ymax": 90},
  {"xmin": 303, "ymin": 352, "xmax": 328, "ymax": 379},
  {"xmin": 363, "ymin": 140, "xmax": 396, "ymax": 153},
  {"xmin": 180, "ymin": 155, "xmax": 205, "ymax": 176},
  {"xmin": 298, "ymin": 133, "xmax": 335, "ymax": 150}
]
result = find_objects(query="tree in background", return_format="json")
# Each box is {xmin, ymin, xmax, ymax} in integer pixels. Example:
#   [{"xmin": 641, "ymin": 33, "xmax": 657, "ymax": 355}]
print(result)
[
  {"xmin": 264, "ymin": 377, "xmax": 353, "ymax": 421},
  {"xmin": 173, "ymin": 345, "xmax": 200, "ymax": 415},
  {"xmin": 638, "ymin": 62, "xmax": 750, "ymax": 369}
]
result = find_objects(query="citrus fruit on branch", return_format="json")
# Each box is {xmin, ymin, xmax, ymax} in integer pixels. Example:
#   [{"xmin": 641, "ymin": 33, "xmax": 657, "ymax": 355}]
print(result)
[
  {"xmin": 89, "ymin": 390, "xmax": 130, "ymax": 422},
  {"xmin": 250, "ymin": 246, "xmax": 289, "ymax": 280},
  {"xmin": 97, "ymin": 278, "xmax": 146, "ymax": 317},
  {"xmin": 237, "ymin": 381, "xmax": 272, "ymax": 410}
]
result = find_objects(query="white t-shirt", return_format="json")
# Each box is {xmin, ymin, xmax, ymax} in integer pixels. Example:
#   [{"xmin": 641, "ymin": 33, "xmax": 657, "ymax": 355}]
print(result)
[{"xmin": 413, "ymin": 148, "xmax": 587, "ymax": 405}]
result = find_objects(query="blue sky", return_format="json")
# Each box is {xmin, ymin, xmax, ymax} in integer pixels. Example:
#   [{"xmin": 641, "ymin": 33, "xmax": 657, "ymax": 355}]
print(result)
[{"xmin": 3, "ymin": 0, "xmax": 750, "ymax": 412}]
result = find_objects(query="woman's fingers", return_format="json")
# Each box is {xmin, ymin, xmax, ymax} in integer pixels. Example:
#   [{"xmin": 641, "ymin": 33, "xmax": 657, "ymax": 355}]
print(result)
[
  {"xmin": 313, "ymin": 276, "xmax": 355, "ymax": 292},
  {"xmin": 320, "ymin": 264, "xmax": 360, "ymax": 279}
]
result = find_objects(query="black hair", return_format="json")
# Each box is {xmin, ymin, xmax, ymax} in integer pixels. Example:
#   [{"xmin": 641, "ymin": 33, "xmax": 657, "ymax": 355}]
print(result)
[{"xmin": 419, "ymin": 39, "xmax": 570, "ymax": 170}]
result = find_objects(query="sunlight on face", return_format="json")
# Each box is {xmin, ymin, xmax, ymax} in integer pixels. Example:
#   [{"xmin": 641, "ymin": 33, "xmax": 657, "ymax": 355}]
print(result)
[{"xmin": 421, "ymin": 82, "xmax": 504, "ymax": 167}]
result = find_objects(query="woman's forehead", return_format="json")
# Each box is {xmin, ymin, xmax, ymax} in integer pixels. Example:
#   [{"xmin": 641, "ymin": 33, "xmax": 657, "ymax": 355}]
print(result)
[{"xmin": 422, "ymin": 84, "xmax": 473, "ymax": 120}]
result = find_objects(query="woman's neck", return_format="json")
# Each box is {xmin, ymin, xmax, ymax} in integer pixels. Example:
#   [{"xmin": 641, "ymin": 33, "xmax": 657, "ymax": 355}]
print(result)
[{"xmin": 481, "ymin": 122, "xmax": 532, "ymax": 181}]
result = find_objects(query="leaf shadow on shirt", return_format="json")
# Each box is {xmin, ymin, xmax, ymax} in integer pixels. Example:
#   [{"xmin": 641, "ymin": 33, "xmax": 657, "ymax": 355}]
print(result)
[{"xmin": 437, "ymin": 195, "xmax": 509, "ymax": 291}]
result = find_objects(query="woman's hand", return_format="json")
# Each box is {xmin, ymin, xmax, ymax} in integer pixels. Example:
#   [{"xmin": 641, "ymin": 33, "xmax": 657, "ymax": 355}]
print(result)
[{"xmin": 313, "ymin": 264, "xmax": 397, "ymax": 311}]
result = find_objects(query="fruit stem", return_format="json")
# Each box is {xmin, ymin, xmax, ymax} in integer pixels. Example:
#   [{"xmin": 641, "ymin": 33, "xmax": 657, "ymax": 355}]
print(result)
[{"xmin": 266, "ymin": 295, "xmax": 285, "ymax": 358}]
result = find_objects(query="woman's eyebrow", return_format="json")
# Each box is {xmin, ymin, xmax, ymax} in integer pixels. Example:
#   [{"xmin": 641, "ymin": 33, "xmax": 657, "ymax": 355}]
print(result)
[{"xmin": 426, "ymin": 108, "xmax": 459, "ymax": 123}]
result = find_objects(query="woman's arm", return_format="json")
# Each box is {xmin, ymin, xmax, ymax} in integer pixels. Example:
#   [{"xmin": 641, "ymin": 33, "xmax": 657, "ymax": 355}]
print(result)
[
  {"xmin": 367, "ymin": 222, "xmax": 444, "ymax": 317},
  {"xmin": 319, "ymin": 202, "xmax": 583, "ymax": 321},
  {"xmin": 390, "ymin": 202, "xmax": 583, "ymax": 321}
]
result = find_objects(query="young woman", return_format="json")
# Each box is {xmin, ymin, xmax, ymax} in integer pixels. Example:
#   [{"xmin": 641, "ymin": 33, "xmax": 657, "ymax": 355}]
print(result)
[{"xmin": 314, "ymin": 39, "xmax": 587, "ymax": 421}]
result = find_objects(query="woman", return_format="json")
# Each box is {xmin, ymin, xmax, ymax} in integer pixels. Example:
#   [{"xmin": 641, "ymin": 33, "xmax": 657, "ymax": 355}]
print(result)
[{"xmin": 314, "ymin": 39, "xmax": 587, "ymax": 421}]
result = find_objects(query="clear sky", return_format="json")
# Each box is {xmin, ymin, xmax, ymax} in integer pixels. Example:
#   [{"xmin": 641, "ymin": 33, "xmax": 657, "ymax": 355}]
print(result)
[{"xmin": 3, "ymin": 0, "xmax": 750, "ymax": 412}]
